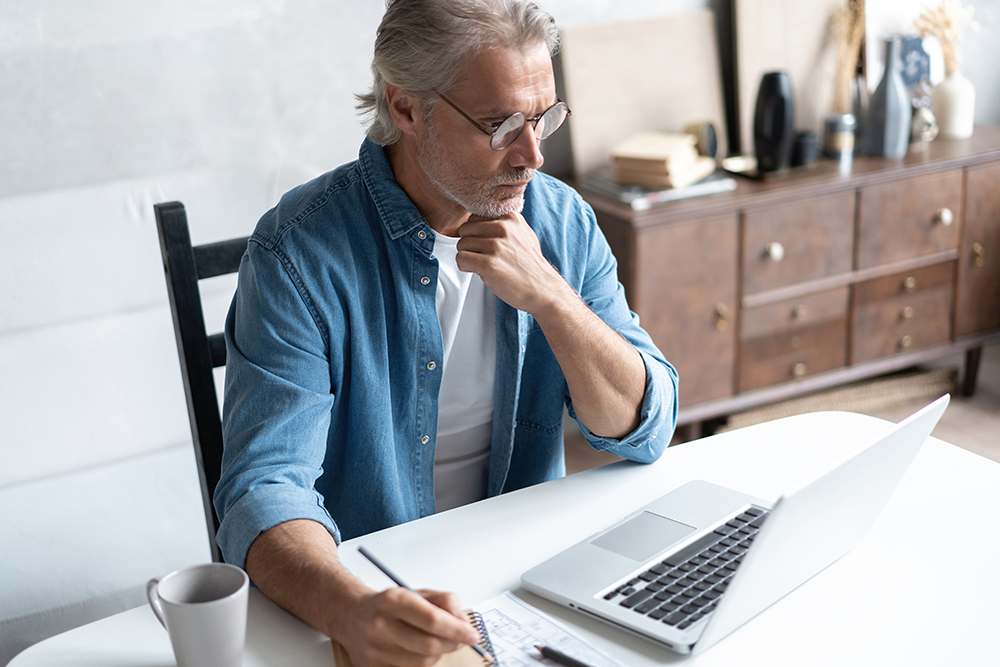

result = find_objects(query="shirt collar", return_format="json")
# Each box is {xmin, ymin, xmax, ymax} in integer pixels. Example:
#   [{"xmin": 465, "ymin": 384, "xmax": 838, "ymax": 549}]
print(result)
[{"xmin": 357, "ymin": 137, "xmax": 428, "ymax": 241}]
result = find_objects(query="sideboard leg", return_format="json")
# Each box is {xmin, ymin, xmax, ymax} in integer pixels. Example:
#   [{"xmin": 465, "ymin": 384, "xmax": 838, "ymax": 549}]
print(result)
[{"xmin": 962, "ymin": 346, "xmax": 982, "ymax": 397}]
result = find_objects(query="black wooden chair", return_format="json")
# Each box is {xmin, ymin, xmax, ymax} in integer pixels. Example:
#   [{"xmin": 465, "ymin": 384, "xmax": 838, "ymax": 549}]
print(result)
[{"xmin": 155, "ymin": 201, "xmax": 248, "ymax": 563}]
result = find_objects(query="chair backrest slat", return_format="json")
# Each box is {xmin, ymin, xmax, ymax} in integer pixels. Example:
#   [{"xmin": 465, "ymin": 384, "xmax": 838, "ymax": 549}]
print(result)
[
  {"xmin": 154, "ymin": 201, "xmax": 247, "ymax": 563},
  {"xmin": 194, "ymin": 238, "xmax": 249, "ymax": 280}
]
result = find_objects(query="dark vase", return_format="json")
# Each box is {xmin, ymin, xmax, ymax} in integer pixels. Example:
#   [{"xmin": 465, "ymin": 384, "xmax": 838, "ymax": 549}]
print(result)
[
  {"xmin": 865, "ymin": 36, "xmax": 912, "ymax": 158},
  {"xmin": 852, "ymin": 73, "xmax": 869, "ymax": 152},
  {"xmin": 754, "ymin": 71, "xmax": 795, "ymax": 172}
]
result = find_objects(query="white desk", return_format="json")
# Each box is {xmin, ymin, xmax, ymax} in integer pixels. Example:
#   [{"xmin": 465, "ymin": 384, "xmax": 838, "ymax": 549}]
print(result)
[{"xmin": 11, "ymin": 411, "xmax": 1000, "ymax": 666}]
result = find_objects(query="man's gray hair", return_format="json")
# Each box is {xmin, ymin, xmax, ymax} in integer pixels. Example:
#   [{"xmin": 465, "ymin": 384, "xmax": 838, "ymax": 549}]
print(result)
[{"xmin": 356, "ymin": 0, "xmax": 560, "ymax": 146}]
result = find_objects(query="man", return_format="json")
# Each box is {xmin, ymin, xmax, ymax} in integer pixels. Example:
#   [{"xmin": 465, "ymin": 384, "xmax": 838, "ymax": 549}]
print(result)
[{"xmin": 217, "ymin": 0, "xmax": 678, "ymax": 665}]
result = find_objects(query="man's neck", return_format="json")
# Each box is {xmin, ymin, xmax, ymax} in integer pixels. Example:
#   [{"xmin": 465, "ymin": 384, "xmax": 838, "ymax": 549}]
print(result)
[{"xmin": 385, "ymin": 142, "xmax": 469, "ymax": 237}]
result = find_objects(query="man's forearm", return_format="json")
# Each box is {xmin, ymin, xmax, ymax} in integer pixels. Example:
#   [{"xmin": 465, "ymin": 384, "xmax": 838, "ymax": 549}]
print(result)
[
  {"xmin": 533, "ymin": 283, "xmax": 645, "ymax": 440},
  {"xmin": 245, "ymin": 518, "xmax": 369, "ymax": 641}
]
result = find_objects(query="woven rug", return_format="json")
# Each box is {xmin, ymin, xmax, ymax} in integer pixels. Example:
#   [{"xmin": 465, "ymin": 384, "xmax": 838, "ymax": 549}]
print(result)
[{"xmin": 716, "ymin": 369, "xmax": 956, "ymax": 433}]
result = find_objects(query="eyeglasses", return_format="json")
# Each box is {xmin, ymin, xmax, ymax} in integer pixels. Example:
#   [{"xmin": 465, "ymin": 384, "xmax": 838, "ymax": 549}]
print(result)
[{"xmin": 435, "ymin": 92, "xmax": 571, "ymax": 151}]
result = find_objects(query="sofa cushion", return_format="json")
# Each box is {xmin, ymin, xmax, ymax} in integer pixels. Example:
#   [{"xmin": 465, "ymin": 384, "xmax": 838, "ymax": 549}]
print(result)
[{"xmin": 0, "ymin": 444, "xmax": 210, "ymax": 664}]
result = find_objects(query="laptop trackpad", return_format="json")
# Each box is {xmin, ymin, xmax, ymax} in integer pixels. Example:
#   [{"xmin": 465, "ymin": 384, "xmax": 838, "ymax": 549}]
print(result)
[{"xmin": 590, "ymin": 511, "xmax": 695, "ymax": 561}]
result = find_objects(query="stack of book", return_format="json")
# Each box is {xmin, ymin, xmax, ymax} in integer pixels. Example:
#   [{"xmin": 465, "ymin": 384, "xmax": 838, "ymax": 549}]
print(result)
[{"xmin": 611, "ymin": 131, "xmax": 717, "ymax": 190}]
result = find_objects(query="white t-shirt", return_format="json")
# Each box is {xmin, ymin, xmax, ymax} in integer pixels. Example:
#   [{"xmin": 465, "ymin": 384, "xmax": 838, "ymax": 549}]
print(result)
[{"xmin": 431, "ymin": 233, "xmax": 496, "ymax": 512}]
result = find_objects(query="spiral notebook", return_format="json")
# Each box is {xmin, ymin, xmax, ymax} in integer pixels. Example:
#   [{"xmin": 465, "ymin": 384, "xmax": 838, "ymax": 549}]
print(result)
[{"xmin": 331, "ymin": 609, "xmax": 498, "ymax": 667}]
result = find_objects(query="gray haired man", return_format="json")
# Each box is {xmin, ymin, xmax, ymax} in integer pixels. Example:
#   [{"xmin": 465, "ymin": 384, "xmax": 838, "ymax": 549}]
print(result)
[{"xmin": 217, "ymin": 1, "xmax": 678, "ymax": 665}]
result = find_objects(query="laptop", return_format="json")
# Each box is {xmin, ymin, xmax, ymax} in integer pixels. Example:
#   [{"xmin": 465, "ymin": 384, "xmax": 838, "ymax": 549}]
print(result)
[{"xmin": 522, "ymin": 395, "xmax": 949, "ymax": 655}]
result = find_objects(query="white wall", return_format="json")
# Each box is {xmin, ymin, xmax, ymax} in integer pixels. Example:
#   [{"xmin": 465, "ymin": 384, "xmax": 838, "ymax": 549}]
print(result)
[{"xmin": 0, "ymin": 0, "xmax": 709, "ymax": 202}]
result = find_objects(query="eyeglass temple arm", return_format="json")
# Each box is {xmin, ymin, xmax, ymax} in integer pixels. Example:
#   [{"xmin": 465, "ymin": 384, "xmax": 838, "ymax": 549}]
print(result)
[{"xmin": 435, "ymin": 92, "xmax": 494, "ymax": 138}]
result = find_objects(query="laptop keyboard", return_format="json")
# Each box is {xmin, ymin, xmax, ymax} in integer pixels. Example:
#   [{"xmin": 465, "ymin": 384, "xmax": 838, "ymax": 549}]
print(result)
[{"xmin": 601, "ymin": 507, "xmax": 768, "ymax": 630}]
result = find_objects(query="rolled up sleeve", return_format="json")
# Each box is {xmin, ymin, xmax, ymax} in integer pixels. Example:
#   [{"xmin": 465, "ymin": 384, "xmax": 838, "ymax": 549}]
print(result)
[
  {"xmin": 569, "ymin": 349, "xmax": 678, "ymax": 463},
  {"xmin": 215, "ymin": 240, "xmax": 340, "ymax": 569}
]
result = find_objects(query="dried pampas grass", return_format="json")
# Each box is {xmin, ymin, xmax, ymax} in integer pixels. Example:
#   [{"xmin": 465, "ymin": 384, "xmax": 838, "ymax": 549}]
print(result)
[
  {"xmin": 831, "ymin": 0, "xmax": 865, "ymax": 114},
  {"xmin": 914, "ymin": 0, "xmax": 980, "ymax": 75}
]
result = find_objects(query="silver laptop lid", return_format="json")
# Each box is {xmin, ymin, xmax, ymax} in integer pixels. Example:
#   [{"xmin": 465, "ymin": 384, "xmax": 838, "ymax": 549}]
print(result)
[{"xmin": 695, "ymin": 394, "xmax": 950, "ymax": 652}]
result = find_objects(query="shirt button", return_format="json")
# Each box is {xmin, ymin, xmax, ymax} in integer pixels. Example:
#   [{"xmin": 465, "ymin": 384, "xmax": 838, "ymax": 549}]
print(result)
[
  {"xmin": 421, "ymin": 435, "xmax": 430, "ymax": 444},
  {"xmin": 426, "ymin": 361, "xmax": 437, "ymax": 371},
  {"xmin": 420, "ymin": 276, "xmax": 430, "ymax": 285},
  {"xmin": 417, "ymin": 230, "xmax": 427, "ymax": 240}
]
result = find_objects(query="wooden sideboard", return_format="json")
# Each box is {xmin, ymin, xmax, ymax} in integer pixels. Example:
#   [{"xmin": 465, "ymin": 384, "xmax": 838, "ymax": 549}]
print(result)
[{"xmin": 582, "ymin": 125, "xmax": 1000, "ymax": 435}]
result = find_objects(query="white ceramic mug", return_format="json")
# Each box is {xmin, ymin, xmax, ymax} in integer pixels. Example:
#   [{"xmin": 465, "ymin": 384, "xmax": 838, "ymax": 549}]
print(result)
[{"xmin": 146, "ymin": 562, "xmax": 249, "ymax": 667}]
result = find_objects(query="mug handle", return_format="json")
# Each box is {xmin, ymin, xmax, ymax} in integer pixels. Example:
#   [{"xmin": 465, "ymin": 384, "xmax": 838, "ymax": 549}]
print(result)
[{"xmin": 146, "ymin": 578, "xmax": 167, "ymax": 629}]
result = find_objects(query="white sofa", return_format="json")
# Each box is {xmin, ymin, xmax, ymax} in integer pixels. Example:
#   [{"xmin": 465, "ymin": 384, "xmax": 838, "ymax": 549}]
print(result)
[{"xmin": 0, "ymin": 165, "xmax": 314, "ymax": 664}]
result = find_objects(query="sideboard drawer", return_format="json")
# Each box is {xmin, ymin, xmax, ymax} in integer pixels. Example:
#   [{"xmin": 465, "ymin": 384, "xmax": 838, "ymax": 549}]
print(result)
[
  {"xmin": 857, "ymin": 169, "xmax": 962, "ymax": 269},
  {"xmin": 739, "ymin": 287, "xmax": 849, "ymax": 392},
  {"xmin": 742, "ymin": 192, "xmax": 854, "ymax": 295},
  {"xmin": 851, "ymin": 262, "xmax": 954, "ymax": 364}
]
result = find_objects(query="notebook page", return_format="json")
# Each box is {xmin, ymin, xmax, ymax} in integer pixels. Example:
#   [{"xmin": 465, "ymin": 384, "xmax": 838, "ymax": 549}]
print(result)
[{"xmin": 473, "ymin": 592, "xmax": 623, "ymax": 667}]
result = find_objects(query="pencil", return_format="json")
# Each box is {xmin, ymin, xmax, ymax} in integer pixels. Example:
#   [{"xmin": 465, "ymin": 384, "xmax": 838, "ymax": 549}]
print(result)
[
  {"xmin": 535, "ymin": 644, "xmax": 597, "ymax": 667},
  {"xmin": 358, "ymin": 545, "xmax": 492, "ymax": 663}
]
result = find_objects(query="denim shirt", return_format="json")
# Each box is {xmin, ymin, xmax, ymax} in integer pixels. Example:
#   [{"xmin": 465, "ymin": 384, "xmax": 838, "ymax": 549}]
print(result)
[{"xmin": 216, "ymin": 139, "xmax": 678, "ymax": 568}]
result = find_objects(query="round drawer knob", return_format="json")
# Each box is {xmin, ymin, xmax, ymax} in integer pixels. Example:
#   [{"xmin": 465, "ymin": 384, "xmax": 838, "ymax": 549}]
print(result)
[
  {"xmin": 902, "ymin": 276, "xmax": 917, "ymax": 293},
  {"xmin": 792, "ymin": 304, "xmax": 808, "ymax": 320},
  {"xmin": 714, "ymin": 303, "xmax": 730, "ymax": 332},
  {"xmin": 765, "ymin": 241, "xmax": 785, "ymax": 262},
  {"xmin": 973, "ymin": 241, "xmax": 986, "ymax": 268},
  {"xmin": 899, "ymin": 334, "xmax": 913, "ymax": 349},
  {"xmin": 901, "ymin": 306, "xmax": 915, "ymax": 320},
  {"xmin": 792, "ymin": 362, "xmax": 807, "ymax": 377},
  {"xmin": 935, "ymin": 208, "xmax": 954, "ymax": 226}
]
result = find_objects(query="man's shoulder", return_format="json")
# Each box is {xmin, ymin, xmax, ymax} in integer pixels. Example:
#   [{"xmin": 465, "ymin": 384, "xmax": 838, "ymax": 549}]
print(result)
[{"xmin": 251, "ymin": 161, "xmax": 366, "ymax": 247}]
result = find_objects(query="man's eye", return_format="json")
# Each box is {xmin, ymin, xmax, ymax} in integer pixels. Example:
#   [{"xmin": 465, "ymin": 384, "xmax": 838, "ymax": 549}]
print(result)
[{"xmin": 484, "ymin": 121, "xmax": 505, "ymax": 130}]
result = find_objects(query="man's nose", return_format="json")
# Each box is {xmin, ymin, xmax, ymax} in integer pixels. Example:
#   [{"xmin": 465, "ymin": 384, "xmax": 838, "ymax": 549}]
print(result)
[{"xmin": 506, "ymin": 123, "xmax": 545, "ymax": 170}]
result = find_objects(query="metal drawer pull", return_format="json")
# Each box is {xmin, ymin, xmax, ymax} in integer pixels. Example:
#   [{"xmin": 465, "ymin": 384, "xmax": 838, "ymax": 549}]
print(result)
[
  {"xmin": 765, "ymin": 241, "xmax": 785, "ymax": 262},
  {"xmin": 903, "ymin": 276, "xmax": 917, "ymax": 293},
  {"xmin": 714, "ymin": 303, "xmax": 730, "ymax": 332},
  {"xmin": 973, "ymin": 241, "xmax": 986, "ymax": 267},
  {"xmin": 899, "ymin": 334, "xmax": 913, "ymax": 349},
  {"xmin": 935, "ymin": 207, "xmax": 954, "ymax": 226},
  {"xmin": 792, "ymin": 362, "xmax": 807, "ymax": 377},
  {"xmin": 901, "ymin": 306, "xmax": 915, "ymax": 320}
]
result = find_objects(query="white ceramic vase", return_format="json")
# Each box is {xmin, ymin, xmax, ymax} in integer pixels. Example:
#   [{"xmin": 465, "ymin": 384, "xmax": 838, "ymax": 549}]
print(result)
[{"xmin": 932, "ymin": 70, "xmax": 976, "ymax": 139}]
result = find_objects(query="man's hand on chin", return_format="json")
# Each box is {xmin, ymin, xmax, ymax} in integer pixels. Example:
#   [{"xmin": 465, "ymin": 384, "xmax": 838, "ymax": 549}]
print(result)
[{"xmin": 455, "ymin": 212, "xmax": 570, "ymax": 316}]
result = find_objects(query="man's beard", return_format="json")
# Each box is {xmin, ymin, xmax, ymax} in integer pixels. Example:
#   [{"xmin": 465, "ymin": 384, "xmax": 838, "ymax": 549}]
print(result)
[{"xmin": 417, "ymin": 123, "xmax": 535, "ymax": 218}]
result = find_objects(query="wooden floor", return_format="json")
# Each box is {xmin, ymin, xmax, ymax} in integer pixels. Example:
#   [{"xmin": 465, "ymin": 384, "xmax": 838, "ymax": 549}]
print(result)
[{"xmin": 565, "ymin": 341, "xmax": 1000, "ymax": 473}]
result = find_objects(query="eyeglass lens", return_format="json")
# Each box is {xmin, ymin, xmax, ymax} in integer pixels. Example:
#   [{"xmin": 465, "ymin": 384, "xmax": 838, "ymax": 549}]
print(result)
[{"xmin": 492, "ymin": 102, "xmax": 570, "ymax": 150}]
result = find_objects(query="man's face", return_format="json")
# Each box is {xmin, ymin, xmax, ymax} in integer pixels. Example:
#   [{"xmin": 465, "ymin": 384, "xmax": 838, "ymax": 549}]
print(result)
[{"xmin": 415, "ymin": 41, "xmax": 556, "ymax": 219}]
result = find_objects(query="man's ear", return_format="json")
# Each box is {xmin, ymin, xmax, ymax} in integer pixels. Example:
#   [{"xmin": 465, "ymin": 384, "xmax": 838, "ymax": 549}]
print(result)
[{"xmin": 385, "ymin": 84, "xmax": 423, "ymax": 138}]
